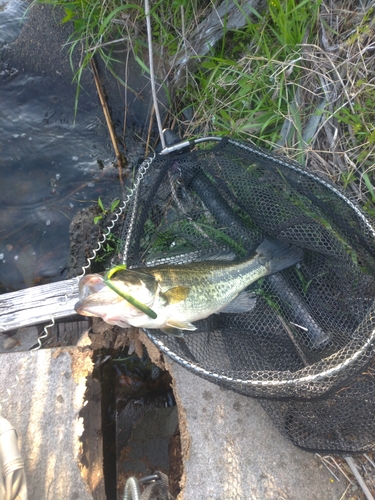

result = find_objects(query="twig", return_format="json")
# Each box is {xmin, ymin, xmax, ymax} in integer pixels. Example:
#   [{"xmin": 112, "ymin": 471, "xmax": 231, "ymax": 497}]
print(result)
[
  {"xmin": 276, "ymin": 314, "xmax": 310, "ymax": 367},
  {"xmin": 87, "ymin": 37, "xmax": 129, "ymax": 52},
  {"xmin": 315, "ymin": 454, "xmax": 341, "ymax": 482},
  {"xmin": 180, "ymin": 5, "xmax": 189, "ymax": 89},
  {"xmin": 123, "ymin": 49, "xmax": 130, "ymax": 145},
  {"xmin": 90, "ymin": 58, "xmax": 126, "ymax": 188},
  {"xmin": 344, "ymin": 456, "xmax": 375, "ymax": 500},
  {"xmin": 144, "ymin": 0, "xmax": 166, "ymax": 150},
  {"xmin": 364, "ymin": 454, "xmax": 375, "ymax": 469},
  {"xmin": 339, "ymin": 484, "xmax": 351, "ymax": 500},
  {"xmin": 331, "ymin": 456, "xmax": 355, "ymax": 485}
]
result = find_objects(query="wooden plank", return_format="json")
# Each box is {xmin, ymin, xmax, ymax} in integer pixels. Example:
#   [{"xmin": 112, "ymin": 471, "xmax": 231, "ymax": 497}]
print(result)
[{"xmin": 0, "ymin": 277, "xmax": 80, "ymax": 333}]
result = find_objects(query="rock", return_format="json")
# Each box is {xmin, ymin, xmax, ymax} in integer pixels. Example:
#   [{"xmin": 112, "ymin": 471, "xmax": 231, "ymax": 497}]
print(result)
[
  {"xmin": 165, "ymin": 359, "xmax": 347, "ymax": 500},
  {"xmin": 0, "ymin": 338, "xmax": 104, "ymax": 499}
]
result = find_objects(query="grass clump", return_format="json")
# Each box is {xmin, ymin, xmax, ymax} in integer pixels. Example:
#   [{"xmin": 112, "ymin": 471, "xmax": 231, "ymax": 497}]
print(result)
[
  {"xmin": 31, "ymin": 0, "xmax": 205, "ymax": 114},
  {"xmin": 175, "ymin": 0, "xmax": 375, "ymax": 217},
  {"xmin": 176, "ymin": 0, "xmax": 322, "ymax": 158}
]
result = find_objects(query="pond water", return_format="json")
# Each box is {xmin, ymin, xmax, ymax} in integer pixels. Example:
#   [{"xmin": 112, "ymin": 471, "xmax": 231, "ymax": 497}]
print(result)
[
  {"xmin": 0, "ymin": 0, "xmax": 123, "ymax": 292},
  {"xmin": 0, "ymin": 0, "xmax": 26, "ymax": 43}
]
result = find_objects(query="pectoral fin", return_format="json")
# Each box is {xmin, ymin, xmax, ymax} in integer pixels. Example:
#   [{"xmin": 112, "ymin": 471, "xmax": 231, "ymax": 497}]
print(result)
[
  {"xmin": 163, "ymin": 286, "xmax": 190, "ymax": 304},
  {"xmin": 160, "ymin": 327, "xmax": 184, "ymax": 337},
  {"xmin": 160, "ymin": 317, "xmax": 198, "ymax": 336},
  {"xmin": 165, "ymin": 319, "xmax": 197, "ymax": 331}
]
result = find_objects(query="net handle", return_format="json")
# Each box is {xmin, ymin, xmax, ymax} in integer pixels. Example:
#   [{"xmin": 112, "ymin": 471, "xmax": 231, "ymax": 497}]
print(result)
[{"xmin": 159, "ymin": 136, "xmax": 222, "ymax": 156}]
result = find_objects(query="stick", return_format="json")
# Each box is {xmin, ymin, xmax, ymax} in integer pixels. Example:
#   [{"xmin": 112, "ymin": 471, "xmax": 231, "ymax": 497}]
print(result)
[
  {"xmin": 87, "ymin": 37, "xmax": 129, "ymax": 52},
  {"xmin": 144, "ymin": 0, "xmax": 166, "ymax": 150},
  {"xmin": 123, "ymin": 49, "xmax": 130, "ymax": 143},
  {"xmin": 315, "ymin": 454, "xmax": 341, "ymax": 482},
  {"xmin": 328, "ymin": 456, "xmax": 354, "ymax": 485},
  {"xmin": 276, "ymin": 314, "xmax": 310, "ymax": 367},
  {"xmin": 364, "ymin": 454, "xmax": 375, "ymax": 469},
  {"xmin": 90, "ymin": 58, "xmax": 126, "ymax": 188},
  {"xmin": 344, "ymin": 456, "xmax": 374, "ymax": 500}
]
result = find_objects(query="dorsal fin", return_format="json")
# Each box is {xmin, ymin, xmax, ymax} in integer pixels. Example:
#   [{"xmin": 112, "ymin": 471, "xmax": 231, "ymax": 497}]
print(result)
[{"xmin": 197, "ymin": 251, "xmax": 237, "ymax": 262}]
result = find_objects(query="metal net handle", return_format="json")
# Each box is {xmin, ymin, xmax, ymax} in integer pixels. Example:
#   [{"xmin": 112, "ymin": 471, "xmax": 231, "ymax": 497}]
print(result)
[{"xmin": 77, "ymin": 154, "xmax": 156, "ymax": 278}]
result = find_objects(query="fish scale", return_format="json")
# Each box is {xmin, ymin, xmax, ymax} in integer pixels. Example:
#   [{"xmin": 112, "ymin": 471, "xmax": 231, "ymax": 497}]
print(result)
[{"xmin": 152, "ymin": 261, "xmax": 266, "ymax": 312}]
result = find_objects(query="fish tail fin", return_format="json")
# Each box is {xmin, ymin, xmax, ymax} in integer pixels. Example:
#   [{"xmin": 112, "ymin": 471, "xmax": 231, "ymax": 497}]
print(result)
[{"xmin": 256, "ymin": 238, "xmax": 303, "ymax": 274}]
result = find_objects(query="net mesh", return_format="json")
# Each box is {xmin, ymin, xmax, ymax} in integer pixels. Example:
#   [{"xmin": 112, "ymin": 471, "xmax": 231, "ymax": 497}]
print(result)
[{"xmin": 118, "ymin": 137, "xmax": 375, "ymax": 453}]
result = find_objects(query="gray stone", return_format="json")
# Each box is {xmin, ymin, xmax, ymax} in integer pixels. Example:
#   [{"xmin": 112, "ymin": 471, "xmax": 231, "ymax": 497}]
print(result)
[
  {"xmin": 165, "ymin": 359, "xmax": 347, "ymax": 500},
  {"xmin": 0, "ymin": 326, "xmax": 38, "ymax": 352},
  {"xmin": 0, "ymin": 339, "xmax": 98, "ymax": 499}
]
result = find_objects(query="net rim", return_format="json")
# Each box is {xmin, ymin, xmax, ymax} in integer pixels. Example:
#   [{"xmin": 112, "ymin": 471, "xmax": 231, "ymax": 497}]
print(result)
[{"xmin": 144, "ymin": 325, "xmax": 375, "ymax": 391}]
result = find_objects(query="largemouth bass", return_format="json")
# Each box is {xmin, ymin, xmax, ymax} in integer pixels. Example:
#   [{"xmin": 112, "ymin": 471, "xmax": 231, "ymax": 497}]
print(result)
[{"xmin": 75, "ymin": 238, "xmax": 303, "ymax": 335}]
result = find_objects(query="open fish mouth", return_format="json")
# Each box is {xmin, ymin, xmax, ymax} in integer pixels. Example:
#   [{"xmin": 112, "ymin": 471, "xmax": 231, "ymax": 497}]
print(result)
[{"xmin": 78, "ymin": 274, "xmax": 107, "ymax": 299}]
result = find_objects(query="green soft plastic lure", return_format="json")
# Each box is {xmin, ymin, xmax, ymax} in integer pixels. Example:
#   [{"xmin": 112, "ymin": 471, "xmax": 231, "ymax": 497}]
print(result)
[{"xmin": 103, "ymin": 265, "xmax": 157, "ymax": 319}]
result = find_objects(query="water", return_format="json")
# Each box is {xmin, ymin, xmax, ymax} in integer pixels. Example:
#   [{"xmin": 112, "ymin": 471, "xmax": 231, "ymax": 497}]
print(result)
[
  {"xmin": 0, "ymin": 1, "xmax": 122, "ymax": 292},
  {"xmin": 0, "ymin": 0, "xmax": 26, "ymax": 43}
]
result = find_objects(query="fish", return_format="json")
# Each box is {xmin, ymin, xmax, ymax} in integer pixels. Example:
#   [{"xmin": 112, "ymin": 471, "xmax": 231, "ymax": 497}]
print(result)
[{"xmin": 74, "ymin": 238, "xmax": 303, "ymax": 336}]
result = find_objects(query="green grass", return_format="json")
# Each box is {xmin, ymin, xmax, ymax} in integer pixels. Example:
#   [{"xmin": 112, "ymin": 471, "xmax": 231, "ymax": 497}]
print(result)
[
  {"xmin": 35, "ymin": 0, "xmax": 144, "ymax": 115},
  {"xmin": 93, "ymin": 197, "xmax": 120, "ymax": 224},
  {"xmin": 177, "ymin": 0, "xmax": 321, "ymax": 159},
  {"xmin": 325, "ymin": 8, "xmax": 375, "ymax": 215},
  {"xmin": 92, "ymin": 197, "xmax": 121, "ymax": 262}
]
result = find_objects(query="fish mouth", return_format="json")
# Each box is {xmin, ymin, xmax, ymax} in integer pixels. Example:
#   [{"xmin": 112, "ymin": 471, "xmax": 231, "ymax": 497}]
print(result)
[
  {"xmin": 75, "ymin": 274, "xmax": 111, "ymax": 316},
  {"xmin": 74, "ymin": 272, "xmax": 158, "ymax": 321},
  {"xmin": 74, "ymin": 296, "xmax": 133, "ymax": 327},
  {"xmin": 74, "ymin": 299, "xmax": 96, "ymax": 316},
  {"xmin": 78, "ymin": 274, "xmax": 106, "ymax": 299},
  {"xmin": 74, "ymin": 285, "xmax": 125, "ymax": 317}
]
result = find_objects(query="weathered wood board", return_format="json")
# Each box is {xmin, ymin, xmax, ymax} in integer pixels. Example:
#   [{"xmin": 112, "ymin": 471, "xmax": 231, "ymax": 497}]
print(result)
[{"xmin": 0, "ymin": 277, "xmax": 81, "ymax": 333}]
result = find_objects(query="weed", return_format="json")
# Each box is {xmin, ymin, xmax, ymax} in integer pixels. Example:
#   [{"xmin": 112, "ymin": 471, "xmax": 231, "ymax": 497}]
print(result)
[
  {"xmin": 178, "ymin": 0, "xmax": 321, "ymax": 153},
  {"xmin": 29, "ymin": 0, "xmax": 375, "ymax": 217},
  {"xmin": 92, "ymin": 197, "xmax": 121, "ymax": 262},
  {"xmin": 95, "ymin": 232, "xmax": 121, "ymax": 263},
  {"xmin": 340, "ymin": 170, "xmax": 357, "ymax": 190},
  {"xmin": 31, "ymin": 0, "xmax": 202, "ymax": 116},
  {"xmin": 93, "ymin": 197, "xmax": 120, "ymax": 224}
]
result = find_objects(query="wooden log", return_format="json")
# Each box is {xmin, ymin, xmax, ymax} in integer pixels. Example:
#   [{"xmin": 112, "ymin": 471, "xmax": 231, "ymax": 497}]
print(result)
[{"xmin": 0, "ymin": 277, "xmax": 81, "ymax": 333}]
